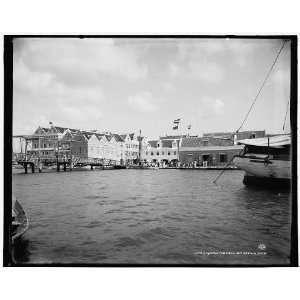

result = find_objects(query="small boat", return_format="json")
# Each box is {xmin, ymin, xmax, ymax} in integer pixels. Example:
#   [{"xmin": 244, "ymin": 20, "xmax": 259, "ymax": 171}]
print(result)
[
  {"xmin": 233, "ymin": 134, "xmax": 291, "ymax": 187},
  {"xmin": 11, "ymin": 197, "xmax": 29, "ymax": 243},
  {"xmin": 114, "ymin": 165, "xmax": 127, "ymax": 169},
  {"xmin": 126, "ymin": 165, "xmax": 160, "ymax": 170}
]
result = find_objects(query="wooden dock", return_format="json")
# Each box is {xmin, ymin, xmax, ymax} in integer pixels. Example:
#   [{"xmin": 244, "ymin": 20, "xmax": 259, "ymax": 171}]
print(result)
[{"xmin": 16, "ymin": 155, "xmax": 117, "ymax": 174}]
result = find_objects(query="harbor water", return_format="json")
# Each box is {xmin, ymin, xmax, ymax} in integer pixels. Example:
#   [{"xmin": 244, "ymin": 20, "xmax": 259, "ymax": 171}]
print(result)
[{"xmin": 12, "ymin": 169, "xmax": 292, "ymax": 265}]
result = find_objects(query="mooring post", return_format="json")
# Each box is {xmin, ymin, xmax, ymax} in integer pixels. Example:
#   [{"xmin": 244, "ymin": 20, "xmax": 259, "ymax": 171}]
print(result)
[
  {"xmin": 24, "ymin": 163, "xmax": 28, "ymax": 174},
  {"xmin": 91, "ymin": 165, "xmax": 94, "ymax": 170},
  {"xmin": 31, "ymin": 163, "xmax": 35, "ymax": 173},
  {"xmin": 57, "ymin": 161, "xmax": 60, "ymax": 172},
  {"xmin": 63, "ymin": 163, "xmax": 66, "ymax": 172}
]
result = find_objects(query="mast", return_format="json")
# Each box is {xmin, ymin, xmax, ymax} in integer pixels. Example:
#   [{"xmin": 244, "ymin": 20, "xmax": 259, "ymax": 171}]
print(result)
[{"xmin": 138, "ymin": 129, "xmax": 142, "ymax": 164}]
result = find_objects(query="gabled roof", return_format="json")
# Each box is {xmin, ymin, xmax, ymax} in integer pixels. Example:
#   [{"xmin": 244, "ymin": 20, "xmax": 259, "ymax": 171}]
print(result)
[
  {"xmin": 52, "ymin": 126, "xmax": 80, "ymax": 134},
  {"xmin": 82, "ymin": 132, "xmax": 93, "ymax": 140},
  {"xmin": 120, "ymin": 134, "xmax": 128, "ymax": 140},
  {"xmin": 113, "ymin": 134, "xmax": 124, "ymax": 142},
  {"xmin": 105, "ymin": 135, "xmax": 112, "ymax": 141},
  {"xmin": 53, "ymin": 126, "xmax": 67, "ymax": 133},
  {"xmin": 137, "ymin": 136, "xmax": 145, "ymax": 142},
  {"xmin": 95, "ymin": 133, "xmax": 105, "ymax": 141},
  {"xmin": 41, "ymin": 127, "xmax": 50, "ymax": 133},
  {"xmin": 129, "ymin": 133, "xmax": 135, "ymax": 140}
]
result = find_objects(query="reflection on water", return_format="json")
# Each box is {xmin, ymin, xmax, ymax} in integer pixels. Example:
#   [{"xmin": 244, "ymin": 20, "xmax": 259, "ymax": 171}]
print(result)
[{"xmin": 12, "ymin": 169, "xmax": 291, "ymax": 265}]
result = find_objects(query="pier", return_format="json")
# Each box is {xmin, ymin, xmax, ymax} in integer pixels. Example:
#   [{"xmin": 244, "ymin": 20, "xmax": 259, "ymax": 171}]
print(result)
[{"xmin": 15, "ymin": 153, "xmax": 117, "ymax": 174}]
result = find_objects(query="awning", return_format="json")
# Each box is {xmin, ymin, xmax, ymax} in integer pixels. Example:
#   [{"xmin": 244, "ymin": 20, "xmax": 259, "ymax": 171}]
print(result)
[{"xmin": 237, "ymin": 134, "xmax": 290, "ymax": 148}]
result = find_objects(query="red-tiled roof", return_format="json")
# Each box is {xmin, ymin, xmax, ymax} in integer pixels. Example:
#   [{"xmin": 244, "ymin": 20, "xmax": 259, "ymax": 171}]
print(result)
[
  {"xmin": 161, "ymin": 140, "xmax": 173, "ymax": 148},
  {"xmin": 181, "ymin": 137, "xmax": 234, "ymax": 147},
  {"xmin": 148, "ymin": 140, "xmax": 158, "ymax": 148},
  {"xmin": 160, "ymin": 135, "xmax": 186, "ymax": 140}
]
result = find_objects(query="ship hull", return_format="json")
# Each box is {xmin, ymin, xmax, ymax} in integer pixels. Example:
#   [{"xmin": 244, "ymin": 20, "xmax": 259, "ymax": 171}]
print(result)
[{"xmin": 233, "ymin": 156, "xmax": 291, "ymax": 188}]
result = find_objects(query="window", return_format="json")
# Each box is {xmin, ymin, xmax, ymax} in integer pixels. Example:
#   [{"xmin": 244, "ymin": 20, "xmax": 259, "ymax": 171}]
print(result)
[
  {"xmin": 44, "ymin": 143, "xmax": 47, "ymax": 148},
  {"xmin": 220, "ymin": 154, "xmax": 227, "ymax": 163},
  {"xmin": 157, "ymin": 152, "xmax": 159, "ymax": 156},
  {"xmin": 162, "ymin": 152, "xmax": 164, "ymax": 155},
  {"xmin": 151, "ymin": 152, "xmax": 154, "ymax": 156},
  {"xmin": 157, "ymin": 143, "xmax": 160, "ymax": 148},
  {"xmin": 168, "ymin": 152, "xmax": 170, "ymax": 155},
  {"xmin": 203, "ymin": 140, "xmax": 208, "ymax": 146},
  {"xmin": 174, "ymin": 151, "xmax": 176, "ymax": 155}
]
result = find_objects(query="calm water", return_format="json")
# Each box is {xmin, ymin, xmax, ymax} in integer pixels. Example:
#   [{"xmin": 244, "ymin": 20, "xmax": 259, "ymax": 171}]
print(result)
[{"xmin": 12, "ymin": 169, "xmax": 292, "ymax": 265}]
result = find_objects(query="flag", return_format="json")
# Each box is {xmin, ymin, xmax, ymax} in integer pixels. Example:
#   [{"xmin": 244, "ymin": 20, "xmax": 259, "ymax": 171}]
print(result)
[
  {"xmin": 173, "ymin": 118, "xmax": 181, "ymax": 124},
  {"xmin": 187, "ymin": 125, "xmax": 191, "ymax": 130},
  {"xmin": 173, "ymin": 125, "xmax": 178, "ymax": 130}
]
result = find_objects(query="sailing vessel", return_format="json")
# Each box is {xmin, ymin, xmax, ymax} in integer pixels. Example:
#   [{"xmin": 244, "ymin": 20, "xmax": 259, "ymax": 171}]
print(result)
[
  {"xmin": 229, "ymin": 40, "xmax": 292, "ymax": 187},
  {"xmin": 11, "ymin": 197, "xmax": 29, "ymax": 243},
  {"xmin": 233, "ymin": 134, "xmax": 291, "ymax": 187}
]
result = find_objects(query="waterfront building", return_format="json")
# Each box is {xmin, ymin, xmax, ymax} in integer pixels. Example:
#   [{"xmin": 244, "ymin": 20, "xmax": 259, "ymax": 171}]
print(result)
[
  {"xmin": 138, "ymin": 136, "xmax": 148, "ymax": 162},
  {"xmin": 27, "ymin": 125, "xmax": 88, "ymax": 160},
  {"xmin": 96, "ymin": 134, "xmax": 108, "ymax": 160},
  {"xmin": 112, "ymin": 134, "xmax": 126, "ymax": 165},
  {"xmin": 120, "ymin": 133, "xmax": 139, "ymax": 164},
  {"xmin": 60, "ymin": 129, "xmax": 88, "ymax": 159},
  {"xmin": 82, "ymin": 132, "xmax": 101, "ymax": 159},
  {"xmin": 143, "ymin": 135, "xmax": 184, "ymax": 166},
  {"xmin": 179, "ymin": 136, "xmax": 244, "ymax": 167}
]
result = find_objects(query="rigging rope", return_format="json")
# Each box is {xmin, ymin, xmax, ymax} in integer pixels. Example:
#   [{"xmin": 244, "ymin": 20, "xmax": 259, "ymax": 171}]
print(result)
[
  {"xmin": 282, "ymin": 98, "xmax": 290, "ymax": 132},
  {"xmin": 236, "ymin": 40, "xmax": 287, "ymax": 133},
  {"xmin": 213, "ymin": 40, "xmax": 287, "ymax": 185}
]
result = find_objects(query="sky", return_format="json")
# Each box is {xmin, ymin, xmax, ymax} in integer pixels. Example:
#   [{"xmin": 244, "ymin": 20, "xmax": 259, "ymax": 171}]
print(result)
[{"xmin": 13, "ymin": 37, "xmax": 291, "ymax": 139}]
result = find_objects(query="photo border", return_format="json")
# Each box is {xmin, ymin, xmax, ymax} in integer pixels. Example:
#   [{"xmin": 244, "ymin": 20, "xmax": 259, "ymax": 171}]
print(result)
[{"xmin": 3, "ymin": 34, "xmax": 298, "ymax": 267}]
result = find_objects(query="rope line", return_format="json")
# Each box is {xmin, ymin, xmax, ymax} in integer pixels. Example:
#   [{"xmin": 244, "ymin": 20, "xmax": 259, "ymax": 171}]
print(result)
[
  {"xmin": 283, "ymin": 98, "xmax": 290, "ymax": 131},
  {"xmin": 213, "ymin": 40, "xmax": 286, "ymax": 185},
  {"xmin": 236, "ymin": 40, "xmax": 286, "ymax": 133}
]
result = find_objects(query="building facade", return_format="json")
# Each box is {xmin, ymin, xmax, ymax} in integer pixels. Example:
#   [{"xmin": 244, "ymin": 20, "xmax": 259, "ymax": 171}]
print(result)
[
  {"xmin": 143, "ymin": 136, "xmax": 181, "ymax": 166},
  {"xmin": 179, "ymin": 133, "xmax": 254, "ymax": 167}
]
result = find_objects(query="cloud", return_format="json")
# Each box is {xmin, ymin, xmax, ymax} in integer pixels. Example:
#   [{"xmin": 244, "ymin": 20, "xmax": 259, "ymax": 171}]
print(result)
[
  {"xmin": 162, "ymin": 82, "xmax": 176, "ymax": 93},
  {"xmin": 13, "ymin": 57, "xmax": 105, "ymax": 133},
  {"xmin": 127, "ymin": 91, "xmax": 158, "ymax": 113},
  {"xmin": 13, "ymin": 38, "xmax": 153, "ymax": 133},
  {"xmin": 198, "ymin": 97, "xmax": 225, "ymax": 119},
  {"xmin": 188, "ymin": 60, "xmax": 224, "ymax": 83},
  {"xmin": 14, "ymin": 38, "xmax": 148, "ymax": 85}
]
